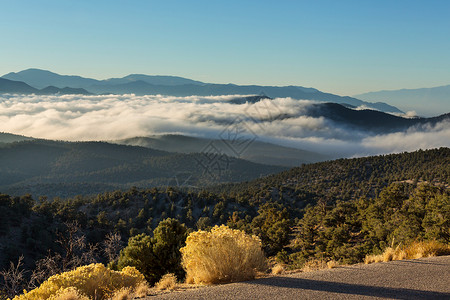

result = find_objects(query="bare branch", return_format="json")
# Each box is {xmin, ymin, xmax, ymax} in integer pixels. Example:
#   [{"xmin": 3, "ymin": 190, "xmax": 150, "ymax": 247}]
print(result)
[
  {"xmin": 103, "ymin": 232, "xmax": 123, "ymax": 263},
  {"xmin": 0, "ymin": 256, "xmax": 27, "ymax": 298}
]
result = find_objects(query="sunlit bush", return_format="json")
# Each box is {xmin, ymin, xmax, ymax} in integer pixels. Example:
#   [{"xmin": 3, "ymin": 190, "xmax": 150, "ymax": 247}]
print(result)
[
  {"xmin": 13, "ymin": 263, "xmax": 146, "ymax": 300},
  {"xmin": 180, "ymin": 225, "xmax": 267, "ymax": 284}
]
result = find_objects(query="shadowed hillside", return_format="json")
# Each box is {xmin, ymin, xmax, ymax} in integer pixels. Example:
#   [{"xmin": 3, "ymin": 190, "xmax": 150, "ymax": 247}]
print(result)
[
  {"xmin": 0, "ymin": 140, "xmax": 285, "ymax": 198},
  {"xmin": 115, "ymin": 135, "xmax": 331, "ymax": 167}
]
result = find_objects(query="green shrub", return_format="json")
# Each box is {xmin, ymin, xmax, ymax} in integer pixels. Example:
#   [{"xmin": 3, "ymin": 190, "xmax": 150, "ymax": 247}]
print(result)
[
  {"xmin": 117, "ymin": 218, "xmax": 187, "ymax": 285},
  {"xmin": 251, "ymin": 203, "xmax": 291, "ymax": 255}
]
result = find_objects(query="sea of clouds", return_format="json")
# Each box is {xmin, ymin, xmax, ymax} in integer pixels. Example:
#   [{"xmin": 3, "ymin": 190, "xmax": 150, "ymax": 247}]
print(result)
[{"xmin": 0, "ymin": 94, "xmax": 449, "ymax": 158}]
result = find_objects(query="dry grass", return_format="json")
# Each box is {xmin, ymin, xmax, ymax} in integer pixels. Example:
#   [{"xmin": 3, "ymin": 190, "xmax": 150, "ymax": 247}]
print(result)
[
  {"xmin": 143, "ymin": 282, "xmax": 205, "ymax": 298},
  {"xmin": 404, "ymin": 240, "xmax": 450, "ymax": 258},
  {"xmin": 107, "ymin": 282, "xmax": 151, "ymax": 300},
  {"xmin": 383, "ymin": 247, "xmax": 396, "ymax": 262},
  {"xmin": 133, "ymin": 282, "xmax": 151, "ymax": 297},
  {"xmin": 155, "ymin": 273, "xmax": 177, "ymax": 291},
  {"xmin": 301, "ymin": 259, "xmax": 328, "ymax": 272},
  {"xmin": 180, "ymin": 225, "xmax": 267, "ymax": 284},
  {"xmin": 301, "ymin": 259, "xmax": 340, "ymax": 272},
  {"xmin": 326, "ymin": 260, "xmax": 340, "ymax": 269},
  {"xmin": 271, "ymin": 264, "xmax": 285, "ymax": 275},
  {"xmin": 365, "ymin": 240, "xmax": 450, "ymax": 264},
  {"xmin": 108, "ymin": 288, "xmax": 133, "ymax": 300}
]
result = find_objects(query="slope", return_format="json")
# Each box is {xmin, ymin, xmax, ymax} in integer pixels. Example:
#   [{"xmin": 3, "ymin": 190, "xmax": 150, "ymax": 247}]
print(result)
[
  {"xmin": 210, "ymin": 147, "xmax": 450, "ymax": 207},
  {"xmin": 0, "ymin": 132, "xmax": 34, "ymax": 144},
  {"xmin": 115, "ymin": 134, "xmax": 331, "ymax": 167},
  {"xmin": 0, "ymin": 139, "xmax": 286, "ymax": 198},
  {"xmin": 0, "ymin": 77, "xmax": 39, "ymax": 94},
  {"xmin": 305, "ymin": 102, "xmax": 450, "ymax": 132}
]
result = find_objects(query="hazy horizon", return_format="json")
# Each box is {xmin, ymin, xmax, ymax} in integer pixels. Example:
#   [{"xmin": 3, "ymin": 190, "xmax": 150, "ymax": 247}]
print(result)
[{"xmin": 3, "ymin": 67, "xmax": 450, "ymax": 96}]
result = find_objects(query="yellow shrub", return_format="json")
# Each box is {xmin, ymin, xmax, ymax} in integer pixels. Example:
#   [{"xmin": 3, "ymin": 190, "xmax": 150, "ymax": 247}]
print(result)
[
  {"xmin": 13, "ymin": 263, "xmax": 146, "ymax": 300},
  {"xmin": 180, "ymin": 225, "xmax": 267, "ymax": 284}
]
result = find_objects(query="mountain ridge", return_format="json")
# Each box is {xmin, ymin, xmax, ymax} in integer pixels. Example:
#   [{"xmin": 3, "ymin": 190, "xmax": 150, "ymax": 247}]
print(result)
[
  {"xmin": 2, "ymin": 68, "xmax": 402, "ymax": 113},
  {"xmin": 305, "ymin": 102, "xmax": 450, "ymax": 132},
  {"xmin": 355, "ymin": 84, "xmax": 450, "ymax": 117},
  {"xmin": 114, "ymin": 134, "xmax": 331, "ymax": 167},
  {"xmin": 0, "ymin": 77, "xmax": 91, "ymax": 95},
  {"xmin": 102, "ymin": 74, "xmax": 204, "ymax": 86},
  {"xmin": 2, "ymin": 68, "xmax": 99, "ymax": 89},
  {"xmin": 0, "ymin": 77, "xmax": 38, "ymax": 94}
]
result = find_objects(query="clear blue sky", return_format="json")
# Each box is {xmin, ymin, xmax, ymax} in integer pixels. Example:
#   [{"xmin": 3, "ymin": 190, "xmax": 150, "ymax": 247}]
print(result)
[{"xmin": 1, "ymin": 0, "xmax": 449, "ymax": 95}]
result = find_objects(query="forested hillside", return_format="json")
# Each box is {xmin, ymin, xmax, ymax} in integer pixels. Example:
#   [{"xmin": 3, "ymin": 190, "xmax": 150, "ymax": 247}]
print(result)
[
  {"xmin": 214, "ymin": 147, "xmax": 450, "ymax": 206},
  {"xmin": 0, "ymin": 140, "xmax": 285, "ymax": 198},
  {"xmin": 0, "ymin": 148, "xmax": 449, "ymax": 296},
  {"xmin": 116, "ymin": 134, "xmax": 330, "ymax": 167}
]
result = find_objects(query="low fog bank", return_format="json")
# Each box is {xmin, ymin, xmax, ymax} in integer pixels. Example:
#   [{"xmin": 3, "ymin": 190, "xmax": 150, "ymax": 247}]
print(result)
[{"xmin": 1, "ymin": 94, "xmax": 449, "ymax": 159}]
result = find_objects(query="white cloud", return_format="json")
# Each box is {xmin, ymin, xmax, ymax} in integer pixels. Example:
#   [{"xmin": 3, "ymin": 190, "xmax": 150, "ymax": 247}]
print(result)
[
  {"xmin": 391, "ymin": 110, "xmax": 419, "ymax": 118},
  {"xmin": 0, "ymin": 94, "xmax": 448, "ymax": 158},
  {"xmin": 361, "ymin": 121, "xmax": 450, "ymax": 154}
]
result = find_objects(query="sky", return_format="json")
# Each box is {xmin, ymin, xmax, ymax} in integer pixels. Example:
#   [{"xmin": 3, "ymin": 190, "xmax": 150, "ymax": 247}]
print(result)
[{"xmin": 1, "ymin": 0, "xmax": 450, "ymax": 96}]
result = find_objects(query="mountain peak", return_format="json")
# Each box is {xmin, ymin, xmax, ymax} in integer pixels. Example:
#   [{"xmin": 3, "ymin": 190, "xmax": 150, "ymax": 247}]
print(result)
[
  {"xmin": 2, "ymin": 68, "xmax": 99, "ymax": 89},
  {"xmin": 103, "ymin": 74, "xmax": 205, "ymax": 86},
  {"xmin": 18, "ymin": 68, "xmax": 56, "ymax": 74}
]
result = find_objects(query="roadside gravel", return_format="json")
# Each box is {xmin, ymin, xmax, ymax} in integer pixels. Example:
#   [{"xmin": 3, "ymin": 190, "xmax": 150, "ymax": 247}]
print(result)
[{"xmin": 148, "ymin": 255, "xmax": 450, "ymax": 299}]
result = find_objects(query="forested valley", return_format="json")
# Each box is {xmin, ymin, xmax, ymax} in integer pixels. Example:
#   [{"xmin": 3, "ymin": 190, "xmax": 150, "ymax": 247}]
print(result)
[{"xmin": 0, "ymin": 147, "xmax": 449, "ymax": 298}]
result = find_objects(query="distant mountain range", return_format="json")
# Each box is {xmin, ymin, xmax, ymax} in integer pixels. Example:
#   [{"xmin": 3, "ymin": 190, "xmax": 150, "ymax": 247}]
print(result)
[
  {"xmin": 355, "ymin": 85, "xmax": 450, "ymax": 117},
  {"xmin": 0, "ymin": 77, "xmax": 91, "ymax": 95},
  {"xmin": 2, "ymin": 68, "xmax": 204, "ymax": 89},
  {"xmin": 1, "ymin": 68, "xmax": 402, "ymax": 113}
]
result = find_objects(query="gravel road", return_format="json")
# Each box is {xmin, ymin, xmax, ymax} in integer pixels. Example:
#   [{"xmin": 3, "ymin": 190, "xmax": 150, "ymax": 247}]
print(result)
[{"xmin": 149, "ymin": 255, "xmax": 450, "ymax": 299}]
